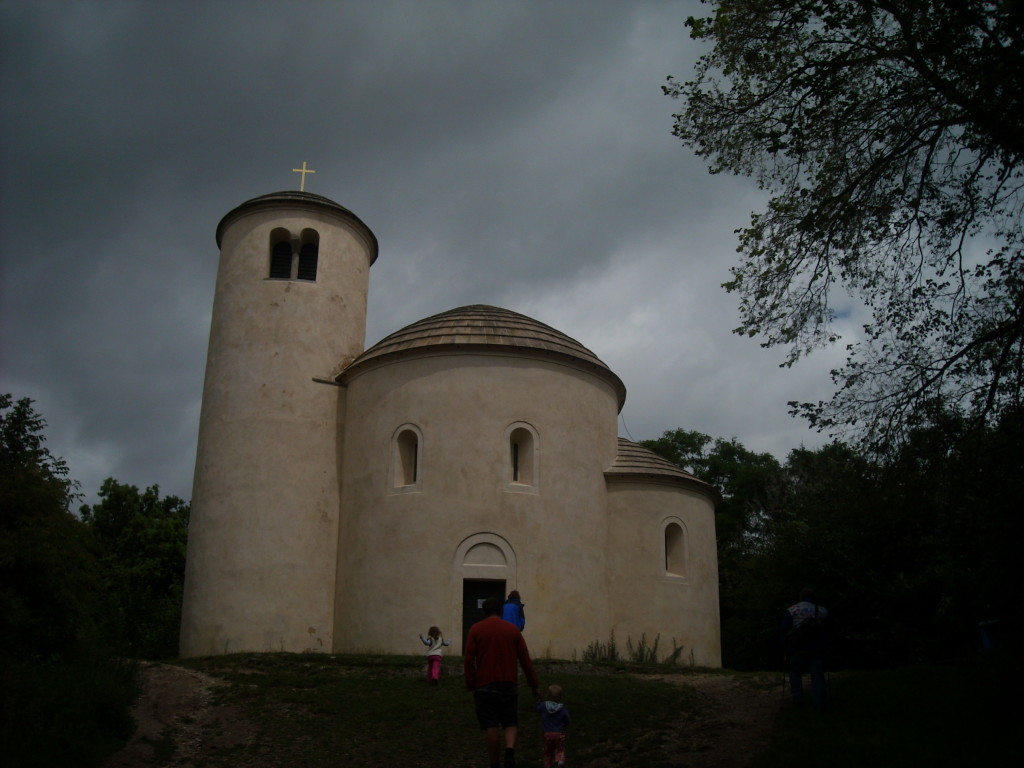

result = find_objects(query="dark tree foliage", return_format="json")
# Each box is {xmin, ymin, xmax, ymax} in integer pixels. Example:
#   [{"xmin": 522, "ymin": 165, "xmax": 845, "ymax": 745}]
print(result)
[
  {"xmin": 0, "ymin": 395, "xmax": 137, "ymax": 768},
  {"xmin": 766, "ymin": 442, "xmax": 900, "ymax": 667},
  {"xmin": 0, "ymin": 394, "xmax": 98, "ymax": 658},
  {"xmin": 80, "ymin": 479, "xmax": 190, "ymax": 659},
  {"xmin": 644, "ymin": 413, "xmax": 1022, "ymax": 669},
  {"xmin": 877, "ymin": 407, "xmax": 1024, "ymax": 659},
  {"xmin": 665, "ymin": 1, "xmax": 1024, "ymax": 452}
]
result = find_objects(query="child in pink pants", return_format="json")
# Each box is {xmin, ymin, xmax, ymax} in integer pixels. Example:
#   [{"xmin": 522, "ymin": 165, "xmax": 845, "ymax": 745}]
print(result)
[
  {"xmin": 418, "ymin": 626, "xmax": 451, "ymax": 685},
  {"xmin": 535, "ymin": 684, "xmax": 571, "ymax": 767}
]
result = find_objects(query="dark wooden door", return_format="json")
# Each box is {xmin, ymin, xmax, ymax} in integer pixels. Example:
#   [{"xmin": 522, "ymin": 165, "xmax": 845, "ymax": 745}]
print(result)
[{"xmin": 461, "ymin": 579, "xmax": 506, "ymax": 652}]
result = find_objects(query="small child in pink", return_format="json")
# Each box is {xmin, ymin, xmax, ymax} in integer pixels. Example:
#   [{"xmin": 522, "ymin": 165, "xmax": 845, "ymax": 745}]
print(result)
[
  {"xmin": 535, "ymin": 683, "xmax": 571, "ymax": 767},
  {"xmin": 418, "ymin": 626, "xmax": 451, "ymax": 685}
]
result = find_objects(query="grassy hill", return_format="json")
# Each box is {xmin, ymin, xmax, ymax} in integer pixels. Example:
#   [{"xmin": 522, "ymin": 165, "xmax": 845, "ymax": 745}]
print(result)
[{"xmin": 15, "ymin": 651, "xmax": 1016, "ymax": 767}]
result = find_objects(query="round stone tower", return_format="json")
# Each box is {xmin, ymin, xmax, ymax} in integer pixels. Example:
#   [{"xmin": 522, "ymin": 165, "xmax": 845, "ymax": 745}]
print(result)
[{"xmin": 180, "ymin": 191, "xmax": 378, "ymax": 657}]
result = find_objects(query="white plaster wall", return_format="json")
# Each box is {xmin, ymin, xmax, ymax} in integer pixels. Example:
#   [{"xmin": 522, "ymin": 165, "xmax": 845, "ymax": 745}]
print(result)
[
  {"xmin": 180, "ymin": 202, "xmax": 374, "ymax": 657},
  {"xmin": 333, "ymin": 352, "xmax": 620, "ymax": 659},
  {"xmin": 605, "ymin": 482, "xmax": 722, "ymax": 667}
]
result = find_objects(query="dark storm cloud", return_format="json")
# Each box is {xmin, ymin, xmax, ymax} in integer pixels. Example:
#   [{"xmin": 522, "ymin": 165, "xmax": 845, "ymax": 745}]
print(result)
[{"xmin": 1, "ymin": 0, "xmax": 842, "ymax": 505}]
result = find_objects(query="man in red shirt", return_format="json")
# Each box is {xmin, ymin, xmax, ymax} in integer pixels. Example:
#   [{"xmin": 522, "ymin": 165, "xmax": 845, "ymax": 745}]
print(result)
[{"xmin": 465, "ymin": 597, "xmax": 541, "ymax": 768}]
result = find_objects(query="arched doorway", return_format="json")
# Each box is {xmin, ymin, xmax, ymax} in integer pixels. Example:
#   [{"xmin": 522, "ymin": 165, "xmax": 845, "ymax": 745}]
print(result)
[{"xmin": 454, "ymin": 533, "xmax": 517, "ymax": 651}]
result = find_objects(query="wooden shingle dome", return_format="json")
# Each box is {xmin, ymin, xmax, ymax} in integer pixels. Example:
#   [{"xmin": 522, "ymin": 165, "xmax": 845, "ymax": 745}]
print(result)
[{"xmin": 338, "ymin": 304, "xmax": 626, "ymax": 408}]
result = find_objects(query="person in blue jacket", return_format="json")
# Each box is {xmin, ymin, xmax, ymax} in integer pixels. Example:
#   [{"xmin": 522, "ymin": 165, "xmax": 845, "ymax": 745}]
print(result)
[{"xmin": 501, "ymin": 590, "xmax": 525, "ymax": 630}]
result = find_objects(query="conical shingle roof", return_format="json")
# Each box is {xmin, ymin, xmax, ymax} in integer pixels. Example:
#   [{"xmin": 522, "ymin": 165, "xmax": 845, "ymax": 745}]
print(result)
[{"xmin": 605, "ymin": 438, "xmax": 717, "ymax": 499}]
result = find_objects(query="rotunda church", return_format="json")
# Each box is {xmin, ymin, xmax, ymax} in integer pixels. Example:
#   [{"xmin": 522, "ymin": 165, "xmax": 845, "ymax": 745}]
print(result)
[{"xmin": 179, "ymin": 190, "xmax": 722, "ymax": 665}]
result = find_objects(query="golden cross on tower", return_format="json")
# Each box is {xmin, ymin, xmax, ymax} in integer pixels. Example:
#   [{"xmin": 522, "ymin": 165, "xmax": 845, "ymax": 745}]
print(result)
[{"xmin": 292, "ymin": 161, "xmax": 316, "ymax": 192}]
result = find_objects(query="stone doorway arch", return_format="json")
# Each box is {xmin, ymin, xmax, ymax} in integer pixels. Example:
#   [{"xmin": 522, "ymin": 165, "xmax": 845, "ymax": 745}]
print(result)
[{"xmin": 453, "ymin": 533, "xmax": 517, "ymax": 651}]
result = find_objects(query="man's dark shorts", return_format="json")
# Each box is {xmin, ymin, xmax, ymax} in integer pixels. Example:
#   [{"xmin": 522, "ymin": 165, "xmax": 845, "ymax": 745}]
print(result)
[{"xmin": 473, "ymin": 682, "xmax": 519, "ymax": 729}]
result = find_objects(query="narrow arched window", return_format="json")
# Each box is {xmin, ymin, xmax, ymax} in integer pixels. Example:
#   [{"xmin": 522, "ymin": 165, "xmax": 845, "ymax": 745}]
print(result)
[
  {"xmin": 665, "ymin": 522, "xmax": 686, "ymax": 577},
  {"xmin": 397, "ymin": 430, "xmax": 418, "ymax": 485},
  {"xmin": 297, "ymin": 230, "xmax": 319, "ymax": 281},
  {"xmin": 392, "ymin": 425, "xmax": 423, "ymax": 492},
  {"xmin": 507, "ymin": 425, "xmax": 537, "ymax": 489},
  {"xmin": 270, "ymin": 239, "xmax": 293, "ymax": 279}
]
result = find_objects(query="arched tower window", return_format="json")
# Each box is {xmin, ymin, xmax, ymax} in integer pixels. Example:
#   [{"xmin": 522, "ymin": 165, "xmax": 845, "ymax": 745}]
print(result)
[
  {"xmin": 391, "ymin": 424, "xmax": 423, "ymax": 493},
  {"xmin": 664, "ymin": 520, "xmax": 687, "ymax": 578},
  {"xmin": 297, "ymin": 229, "xmax": 319, "ymax": 281},
  {"xmin": 505, "ymin": 423, "xmax": 538, "ymax": 492},
  {"xmin": 269, "ymin": 231, "xmax": 293, "ymax": 279}
]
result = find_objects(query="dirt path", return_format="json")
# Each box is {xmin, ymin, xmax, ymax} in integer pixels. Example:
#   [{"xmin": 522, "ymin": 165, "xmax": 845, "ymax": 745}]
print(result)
[
  {"xmin": 651, "ymin": 672, "xmax": 784, "ymax": 768},
  {"xmin": 108, "ymin": 665, "xmax": 783, "ymax": 767},
  {"xmin": 104, "ymin": 663, "xmax": 256, "ymax": 768}
]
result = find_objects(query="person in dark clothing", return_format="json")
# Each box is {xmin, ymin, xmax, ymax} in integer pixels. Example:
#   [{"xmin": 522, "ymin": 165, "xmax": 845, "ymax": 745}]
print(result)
[
  {"xmin": 465, "ymin": 597, "xmax": 540, "ymax": 768},
  {"xmin": 534, "ymin": 684, "xmax": 570, "ymax": 768},
  {"xmin": 780, "ymin": 587, "xmax": 831, "ymax": 710}
]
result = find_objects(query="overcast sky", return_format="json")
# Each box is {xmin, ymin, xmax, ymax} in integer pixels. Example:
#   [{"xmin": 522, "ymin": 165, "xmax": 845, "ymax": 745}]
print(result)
[{"xmin": 1, "ymin": 0, "xmax": 856, "ymax": 506}]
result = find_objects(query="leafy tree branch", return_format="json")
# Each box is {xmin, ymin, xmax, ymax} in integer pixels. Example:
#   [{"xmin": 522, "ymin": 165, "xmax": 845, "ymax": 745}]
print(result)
[{"xmin": 666, "ymin": 0, "xmax": 1024, "ymax": 451}]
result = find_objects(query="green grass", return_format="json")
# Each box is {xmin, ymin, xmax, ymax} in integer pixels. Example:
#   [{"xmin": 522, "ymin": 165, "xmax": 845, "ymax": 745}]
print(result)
[
  {"xmin": 96, "ymin": 650, "xmax": 1018, "ymax": 768},
  {"xmin": 749, "ymin": 653, "xmax": 1017, "ymax": 768},
  {"xmin": 176, "ymin": 653, "xmax": 699, "ymax": 767}
]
